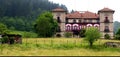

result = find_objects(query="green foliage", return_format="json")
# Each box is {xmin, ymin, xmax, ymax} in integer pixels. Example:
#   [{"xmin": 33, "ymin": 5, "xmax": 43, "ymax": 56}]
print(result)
[
  {"xmin": 115, "ymin": 28, "xmax": 120, "ymax": 40},
  {"xmin": 115, "ymin": 35, "xmax": 120, "ymax": 40},
  {"xmin": 0, "ymin": 0, "xmax": 67, "ymax": 32},
  {"xmin": 0, "ymin": 23, "xmax": 9, "ymax": 34},
  {"xmin": 9, "ymin": 30, "xmax": 38, "ymax": 38},
  {"xmin": 116, "ymin": 28, "xmax": 120, "ymax": 35},
  {"xmin": 79, "ymin": 28, "xmax": 86, "ymax": 37},
  {"xmin": 35, "ymin": 12, "xmax": 58, "ymax": 37},
  {"xmin": 1, "ymin": 36, "xmax": 9, "ymax": 43},
  {"xmin": 85, "ymin": 27, "xmax": 101, "ymax": 47},
  {"xmin": 64, "ymin": 32, "xmax": 73, "ymax": 38},
  {"xmin": 104, "ymin": 34, "xmax": 110, "ymax": 39}
]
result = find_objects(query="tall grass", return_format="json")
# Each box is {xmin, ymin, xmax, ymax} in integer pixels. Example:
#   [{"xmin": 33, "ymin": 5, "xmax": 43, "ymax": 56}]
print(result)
[{"xmin": 0, "ymin": 38, "xmax": 120, "ymax": 56}]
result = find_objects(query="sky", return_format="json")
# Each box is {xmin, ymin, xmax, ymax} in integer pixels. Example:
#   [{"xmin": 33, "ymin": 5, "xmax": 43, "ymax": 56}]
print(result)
[{"xmin": 49, "ymin": 0, "xmax": 120, "ymax": 22}]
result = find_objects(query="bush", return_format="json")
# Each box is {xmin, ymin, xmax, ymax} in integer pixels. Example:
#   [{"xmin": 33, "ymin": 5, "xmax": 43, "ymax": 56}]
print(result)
[
  {"xmin": 64, "ymin": 32, "xmax": 73, "ymax": 38},
  {"xmin": 104, "ymin": 34, "xmax": 110, "ymax": 39},
  {"xmin": 79, "ymin": 29, "xmax": 86, "ymax": 37},
  {"xmin": 115, "ymin": 35, "xmax": 120, "ymax": 40},
  {"xmin": 1, "ymin": 35, "xmax": 9, "ymax": 43}
]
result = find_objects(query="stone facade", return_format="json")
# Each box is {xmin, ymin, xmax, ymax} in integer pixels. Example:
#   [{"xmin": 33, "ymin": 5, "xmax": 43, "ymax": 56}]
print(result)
[{"xmin": 52, "ymin": 7, "xmax": 115, "ymax": 38}]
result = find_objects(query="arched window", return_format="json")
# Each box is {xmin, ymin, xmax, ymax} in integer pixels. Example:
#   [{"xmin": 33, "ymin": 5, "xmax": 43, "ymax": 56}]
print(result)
[
  {"xmin": 104, "ymin": 17, "xmax": 109, "ymax": 23},
  {"xmin": 66, "ymin": 24, "xmax": 71, "ymax": 31},
  {"xmin": 94, "ymin": 24, "xmax": 99, "ymax": 28},
  {"xmin": 87, "ymin": 24, "xmax": 92, "ymax": 28},
  {"xmin": 73, "ymin": 24, "xmax": 79, "ymax": 30},
  {"xmin": 57, "ymin": 17, "xmax": 61, "ymax": 23}
]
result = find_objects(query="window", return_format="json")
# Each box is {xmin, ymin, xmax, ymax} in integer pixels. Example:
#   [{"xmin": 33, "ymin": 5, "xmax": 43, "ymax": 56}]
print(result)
[
  {"xmin": 83, "ymin": 20, "xmax": 86, "ymax": 23},
  {"xmin": 79, "ymin": 20, "xmax": 81, "ymax": 23},
  {"xmin": 104, "ymin": 26, "xmax": 110, "ymax": 32},
  {"xmin": 57, "ymin": 17, "xmax": 61, "ymax": 23},
  {"xmin": 89, "ymin": 20, "xmax": 92, "ymax": 23},
  {"xmin": 73, "ymin": 19, "xmax": 76, "ymax": 23},
  {"xmin": 97, "ymin": 20, "xmax": 99, "ymax": 23},
  {"xmin": 57, "ymin": 26, "xmax": 61, "ymax": 32},
  {"xmin": 66, "ymin": 26, "xmax": 71, "ymax": 31},
  {"xmin": 74, "ymin": 26, "xmax": 77, "ymax": 30},
  {"xmin": 104, "ymin": 17, "xmax": 109, "ymax": 23}
]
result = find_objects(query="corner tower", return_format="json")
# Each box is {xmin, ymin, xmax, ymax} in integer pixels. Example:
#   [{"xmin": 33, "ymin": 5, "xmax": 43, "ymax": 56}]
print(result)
[
  {"xmin": 98, "ymin": 8, "xmax": 115, "ymax": 39},
  {"xmin": 52, "ymin": 7, "xmax": 67, "ymax": 37}
]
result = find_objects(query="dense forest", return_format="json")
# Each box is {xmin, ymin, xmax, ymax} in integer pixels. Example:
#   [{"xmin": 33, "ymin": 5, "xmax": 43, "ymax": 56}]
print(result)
[{"xmin": 0, "ymin": 0, "xmax": 67, "ymax": 32}]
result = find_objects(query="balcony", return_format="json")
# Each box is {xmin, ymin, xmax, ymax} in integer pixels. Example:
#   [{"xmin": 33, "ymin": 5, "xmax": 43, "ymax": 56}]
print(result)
[
  {"xmin": 104, "ymin": 29, "xmax": 110, "ymax": 32},
  {"xmin": 104, "ymin": 19, "xmax": 109, "ymax": 23}
]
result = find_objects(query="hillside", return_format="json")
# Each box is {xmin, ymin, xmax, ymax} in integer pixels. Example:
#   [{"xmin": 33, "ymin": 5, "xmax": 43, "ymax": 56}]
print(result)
[
  {"xmin": 114, "ymin": 21, "xmax": 120, "ymax": 34},
  {"xmin": 0, "ymin": 0, "xmax": 67, "ymax": 31}
]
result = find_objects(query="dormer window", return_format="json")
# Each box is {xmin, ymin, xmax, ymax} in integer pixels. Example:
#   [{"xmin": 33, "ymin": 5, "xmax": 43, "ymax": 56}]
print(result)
[
  {"xmin": 104, "ymin": 17, "xmax": 109, "ymax": 23},
  {"xmin": 57, "ymin": 17, "xmax": 61, "ymax": 23}
]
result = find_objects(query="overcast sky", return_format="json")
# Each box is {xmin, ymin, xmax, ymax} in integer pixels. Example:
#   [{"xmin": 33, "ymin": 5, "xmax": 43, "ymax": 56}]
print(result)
[{"xmin": 49, "ymin": 0, "xmax": 120, "ymax": 22}]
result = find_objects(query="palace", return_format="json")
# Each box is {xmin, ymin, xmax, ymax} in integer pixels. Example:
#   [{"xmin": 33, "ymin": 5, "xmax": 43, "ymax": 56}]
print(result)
[{"xmin": 52, "ymin": 7, "xmax": 115, "ymax": 38}]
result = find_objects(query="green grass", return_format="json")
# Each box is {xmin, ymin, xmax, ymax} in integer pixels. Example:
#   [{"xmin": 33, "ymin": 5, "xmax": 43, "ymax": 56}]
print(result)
[{"xmin": 0, "ymin": 38, "xmax": 120, "ymax": 56}]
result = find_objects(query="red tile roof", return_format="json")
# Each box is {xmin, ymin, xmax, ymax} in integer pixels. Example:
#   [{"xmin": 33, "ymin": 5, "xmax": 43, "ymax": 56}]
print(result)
[
  {"xmin": 98, "ymin": 8, "xmax": 115, "ymax": 12},
  {"xmin": 52, "ymin": 7, "xmax": 67, "ymax": 12},
  {"xmin": 66, "ymin": 11, "xmax": 99, "ymax": 19}
]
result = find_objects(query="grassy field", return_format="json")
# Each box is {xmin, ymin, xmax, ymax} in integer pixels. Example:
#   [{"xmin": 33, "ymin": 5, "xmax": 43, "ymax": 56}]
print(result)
[{"xmin": 0, "ymin": 38, "xmax": 120, "ymax": 56}]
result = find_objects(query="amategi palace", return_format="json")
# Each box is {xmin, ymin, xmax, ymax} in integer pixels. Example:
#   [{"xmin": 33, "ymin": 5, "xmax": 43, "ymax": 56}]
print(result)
[{"xmin": 52, "ymin": 7, "xmax": 115, "ymax": 38}]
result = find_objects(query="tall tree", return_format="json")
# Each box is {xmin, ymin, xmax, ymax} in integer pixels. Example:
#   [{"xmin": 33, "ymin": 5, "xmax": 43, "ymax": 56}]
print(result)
[{"xmin": 35, "ymin": 12, "xmax": 58, "ymax": 37}]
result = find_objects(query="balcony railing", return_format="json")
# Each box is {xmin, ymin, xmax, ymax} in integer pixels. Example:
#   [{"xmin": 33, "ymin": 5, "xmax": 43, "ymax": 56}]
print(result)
[{"xmin": 104, "ymin": 29, "xmax": 110, "ymax": 32}]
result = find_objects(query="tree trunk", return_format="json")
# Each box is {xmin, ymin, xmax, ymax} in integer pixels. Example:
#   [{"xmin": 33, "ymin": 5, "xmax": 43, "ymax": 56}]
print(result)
[{"xmin": 90, "ymin": 41, "xmax": 93, "ymax": 47}]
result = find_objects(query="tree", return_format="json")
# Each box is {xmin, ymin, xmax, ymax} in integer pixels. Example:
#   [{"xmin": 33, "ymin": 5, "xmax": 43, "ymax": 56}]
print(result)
[
  {"xmin": 85, "ymin": 27, "xmax": 101, "ymax": 47},
  {"xmin": 0, "ymin": 23, "xmax": 9, "ymax": 34},
  {"xmin": 115, "ymin": 28, "xmax": 120, "ymax": 40},
  {"xmin": 104, "ymin": 34, "xmax": 110, "ymax": 39},
  {"xmin": 116, "ymin": 28, "xmax": 120, "ymax": 35},
  {"xmin": 34, "ymin": 12, "xmax": 58, "ymax": 37}
]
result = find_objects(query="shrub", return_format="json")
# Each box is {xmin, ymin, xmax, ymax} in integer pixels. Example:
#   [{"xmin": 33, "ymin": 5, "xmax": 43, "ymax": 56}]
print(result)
[
  {"xmin": 104, "ymin": 34, "xmax": 110, "ymax": 39},
  {"xmin": 1, "ymin": 35, "xmax": 9, "ymax": 43},
  {"xmin": 64, "ymin": 32, "xmax": 73, "ymax": 38},
  {"xmin": 79, "ymin": 29, "xmax": 86, "ymax": 37},
  {"xmin": 114, "ymin": 35, "xmax": 120, "ymax": 40}
]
